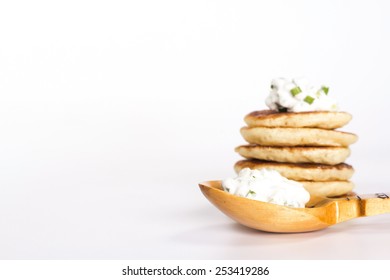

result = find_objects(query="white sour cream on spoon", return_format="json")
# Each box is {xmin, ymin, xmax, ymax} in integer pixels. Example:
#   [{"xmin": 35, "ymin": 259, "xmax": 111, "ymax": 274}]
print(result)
[{"xmin": 222, "ymin": 168, "xmax": 310, "ymax": 208}]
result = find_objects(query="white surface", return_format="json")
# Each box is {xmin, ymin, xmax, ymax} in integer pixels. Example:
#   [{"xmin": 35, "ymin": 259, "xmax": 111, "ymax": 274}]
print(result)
[{"xmin": 0, "ymin": 0, "xmax": 390, "ymax": 259}]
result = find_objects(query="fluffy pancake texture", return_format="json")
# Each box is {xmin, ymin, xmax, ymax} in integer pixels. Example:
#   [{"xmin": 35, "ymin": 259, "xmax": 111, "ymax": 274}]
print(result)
[
  {"xmin": 234, "ymin": 159, "xmax": 354, "ymax": 181},
  {"xmin": 300, "ymin": 181, "xmax": 354, "ymax": 197},
  {"xmin": 241, "ymin": 126, "xmax": 358, "ymax": 147},
  {"xmin": 235, "ymin": 145, "xmax": 350, "ymax": 165},
  {"xmin": 244, "ymin": 110, "xmax": 352, "ymax": 129}
]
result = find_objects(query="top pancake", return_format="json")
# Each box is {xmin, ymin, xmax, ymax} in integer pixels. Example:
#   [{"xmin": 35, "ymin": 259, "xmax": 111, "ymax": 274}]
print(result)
[{"xmin": 244, "ymin": 110, "xmax": 352, "ymax": 129}]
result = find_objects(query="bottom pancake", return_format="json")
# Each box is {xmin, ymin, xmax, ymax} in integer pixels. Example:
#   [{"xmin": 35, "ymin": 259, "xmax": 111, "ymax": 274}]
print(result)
[
  {"xmin": 300, "ymin": 181, "xmax": 354, "ymax": 197},
  {"xmin": 234, "ymin": 159, "xmax": 354, "ymax": 181}
]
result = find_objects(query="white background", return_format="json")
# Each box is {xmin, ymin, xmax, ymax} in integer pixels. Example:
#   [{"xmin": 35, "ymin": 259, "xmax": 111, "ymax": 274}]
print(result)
[{"xmin": 0, "ymin": 0, "xmax": 389, "ymax": 259}]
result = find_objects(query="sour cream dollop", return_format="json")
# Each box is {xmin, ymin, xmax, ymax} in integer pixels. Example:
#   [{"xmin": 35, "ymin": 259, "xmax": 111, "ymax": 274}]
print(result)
[
  {"xmin": 222, "ymin": 168, "xmax": 310, "ymax": 208},
  {"xmin": 265, "ymin": 77, "xmax": 338, "ymax": 112}
]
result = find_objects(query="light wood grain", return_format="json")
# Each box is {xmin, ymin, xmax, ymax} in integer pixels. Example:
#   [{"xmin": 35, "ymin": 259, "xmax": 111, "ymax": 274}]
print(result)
[{"xmin": 199, "ymin": 181, "xmax": 390, "ymax": 233}]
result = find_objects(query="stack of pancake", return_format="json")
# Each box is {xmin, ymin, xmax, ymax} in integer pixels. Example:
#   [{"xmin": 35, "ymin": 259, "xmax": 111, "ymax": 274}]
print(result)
[{"xmin": 234, "ymin": 110, "xmax": 358, "ymax": 197}]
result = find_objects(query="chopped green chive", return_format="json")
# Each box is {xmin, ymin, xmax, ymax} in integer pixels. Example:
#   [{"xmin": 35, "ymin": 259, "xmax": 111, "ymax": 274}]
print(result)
[
  {"xmin": 304, "ymin": 95, "xmax": 315, "ymax": 104},
  {"xmin": 246, "ymin": 190, "xmax": 256, "ymax": 197},
  {"xmin": 322, "ymin": 86, "xmax": 329, "ymax": 95},
  {"xmin": 290, "ymin": 87, "xmax": 302, "ymax": 96}
]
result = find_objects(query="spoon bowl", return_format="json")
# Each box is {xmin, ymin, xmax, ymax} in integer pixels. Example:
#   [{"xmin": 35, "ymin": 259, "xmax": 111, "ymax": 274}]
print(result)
[{"xmin": 199, "ymin": 180, "xmax": 390, "ymax": 233}]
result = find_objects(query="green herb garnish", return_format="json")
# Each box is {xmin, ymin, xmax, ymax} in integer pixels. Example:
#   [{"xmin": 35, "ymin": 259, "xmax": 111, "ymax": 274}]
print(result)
[
  {"xmin": 246, "ymin": 190, "xmax": 256, "ymax": 197},
  {"xmin": 304, "ymin": 95, "xmax": 315, "ymax": 104},
  {"xmin": 322, "ymin": 86, "xmax": 329, "ymax": 95},
  {"xmin": 290, "ymin": 87, "xmax": 302, "ymax": 96}
]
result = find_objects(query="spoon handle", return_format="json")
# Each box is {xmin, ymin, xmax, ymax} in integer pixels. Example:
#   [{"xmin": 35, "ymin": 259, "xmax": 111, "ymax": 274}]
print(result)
[
  {"xmin": 359, "ymin": 193, "xmax": 390, "ymax": 217},
  {"xmin": 338, "ymin": 193, "xmax": 390, "ymax": 221}
]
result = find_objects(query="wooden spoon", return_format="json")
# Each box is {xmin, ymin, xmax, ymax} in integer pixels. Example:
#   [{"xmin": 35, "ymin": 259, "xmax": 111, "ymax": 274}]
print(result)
[{"xmin": 199, "ymin": 180, "xmax": 390, "ymax": 233}]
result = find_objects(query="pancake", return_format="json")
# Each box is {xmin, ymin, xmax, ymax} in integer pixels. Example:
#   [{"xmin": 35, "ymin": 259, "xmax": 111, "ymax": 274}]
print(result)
[
  {"xmin": 244, "ymin": 110, "xmax": 352, "ymax": 129},
  {"xmin": 241, "ymin": 126, "xmax": 358, "ymax": 147},
  {"xmin": 234, "ymin": 159, "xmax": 354, "ymax": 181},
  {"xmin": 300, "ymin": 181, "xmax": 354, "ymax": 197},
  {"xmin": 235, "ymin": 145, "xmax": 350, "ymax": 165}
]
